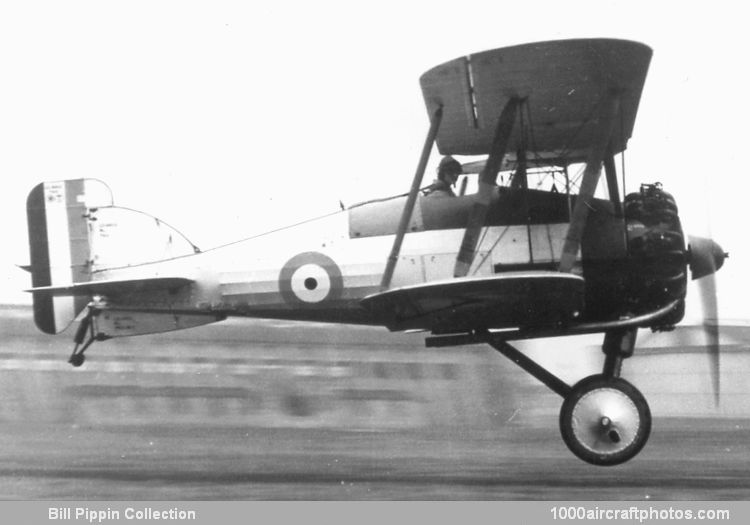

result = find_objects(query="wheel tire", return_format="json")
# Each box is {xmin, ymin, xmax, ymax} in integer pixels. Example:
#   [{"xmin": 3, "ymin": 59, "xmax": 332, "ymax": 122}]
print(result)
[{"xmin": 559, "ymin": 374, "xmax": 651, "ymax": 466}]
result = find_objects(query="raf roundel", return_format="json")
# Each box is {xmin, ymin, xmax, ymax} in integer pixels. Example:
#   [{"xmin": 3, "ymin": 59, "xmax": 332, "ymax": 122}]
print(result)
[{"xmin": 278, "ymin": 252, "xmax": 344, "ymax": 306}]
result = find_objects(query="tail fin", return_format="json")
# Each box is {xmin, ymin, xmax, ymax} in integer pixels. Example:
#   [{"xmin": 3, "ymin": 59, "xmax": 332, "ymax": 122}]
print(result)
[{"xmin": 26, "ymin": 179, "xmax": 111, "ymax": 334}]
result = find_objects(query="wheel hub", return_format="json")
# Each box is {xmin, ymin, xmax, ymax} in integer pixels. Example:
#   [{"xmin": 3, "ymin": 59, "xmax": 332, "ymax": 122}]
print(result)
[{"xmin": 571, "ymin": 387, "xmax": 640, "ymax": 454}]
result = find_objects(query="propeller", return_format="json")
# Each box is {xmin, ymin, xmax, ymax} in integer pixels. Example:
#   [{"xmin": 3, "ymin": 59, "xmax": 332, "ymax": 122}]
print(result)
[{"xmin": 687, "ymin": 235, "xmax": 727, "ymax": 406}]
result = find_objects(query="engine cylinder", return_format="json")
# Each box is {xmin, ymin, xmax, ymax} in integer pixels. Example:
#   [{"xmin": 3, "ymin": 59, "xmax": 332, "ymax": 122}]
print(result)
[{"xmin": 624, "ymin": 183, "xmax": 688, "ymax": 328}]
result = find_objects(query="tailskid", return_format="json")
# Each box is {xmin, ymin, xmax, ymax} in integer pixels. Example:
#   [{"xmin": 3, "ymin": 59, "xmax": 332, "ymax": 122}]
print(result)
[{"xmin": 68, "ymin": 309, "xmax": 108, "ymax": 367}]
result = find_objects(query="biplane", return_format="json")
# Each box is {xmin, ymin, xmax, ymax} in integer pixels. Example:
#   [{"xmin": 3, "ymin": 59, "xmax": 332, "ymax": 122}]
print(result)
[{"xmin": 24, "ymin": 39, "xmax": 726, "ymax": 466}]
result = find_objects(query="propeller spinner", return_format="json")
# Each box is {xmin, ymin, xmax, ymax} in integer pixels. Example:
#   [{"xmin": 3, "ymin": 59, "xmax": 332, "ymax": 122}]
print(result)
[{"xmin": 688, "ymin": 236, "xmax": 727, "ymax": 280}]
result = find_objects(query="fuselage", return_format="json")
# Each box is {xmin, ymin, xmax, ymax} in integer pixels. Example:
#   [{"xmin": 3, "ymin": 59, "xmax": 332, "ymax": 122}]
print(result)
[{"xmin": 92, "ymin": 187, "xmax": 647, "ymax": 330}]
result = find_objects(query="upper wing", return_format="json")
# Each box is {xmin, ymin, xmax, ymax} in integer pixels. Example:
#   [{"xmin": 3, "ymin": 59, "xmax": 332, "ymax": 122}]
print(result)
[
  {"xmin": 361, "ymin": 271, "xmax": 585, "ymax": 332},
  {"xmin": 25, "ymin": 277, "xmax": 193, "ymax": 297},
  {"xmin": 420, "ymin": 39, "xmax": 652, "ymax": 158}
]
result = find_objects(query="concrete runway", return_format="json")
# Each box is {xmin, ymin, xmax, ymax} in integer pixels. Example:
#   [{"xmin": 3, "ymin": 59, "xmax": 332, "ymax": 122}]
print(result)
[{"xmin": 1, "ymin": 305, "xmax": 750, "ymax": 500}]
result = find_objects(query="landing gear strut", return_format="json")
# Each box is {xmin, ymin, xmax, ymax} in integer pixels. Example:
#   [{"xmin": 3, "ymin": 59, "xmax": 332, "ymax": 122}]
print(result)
[{"xmin": 486, "ymin": 327, "xmax": 651, "ymax": 466}]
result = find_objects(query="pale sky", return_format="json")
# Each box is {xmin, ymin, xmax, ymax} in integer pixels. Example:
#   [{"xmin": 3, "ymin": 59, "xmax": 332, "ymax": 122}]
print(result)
[{"xmin": 1, "ymin": 0, "xmax": 747, "ymax": 322}]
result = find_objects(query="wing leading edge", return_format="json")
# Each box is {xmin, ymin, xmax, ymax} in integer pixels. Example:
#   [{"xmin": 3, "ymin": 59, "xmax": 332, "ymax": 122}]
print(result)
[{"xmin": 361, "ymin": 271, "xmax": 585, "ymax": 332}]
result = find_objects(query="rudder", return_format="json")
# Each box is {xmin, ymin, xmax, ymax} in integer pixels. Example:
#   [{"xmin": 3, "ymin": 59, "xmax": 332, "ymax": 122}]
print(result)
[{"xmin": 26, "ymin": 179, "xmax": 108, "ymax": 333}]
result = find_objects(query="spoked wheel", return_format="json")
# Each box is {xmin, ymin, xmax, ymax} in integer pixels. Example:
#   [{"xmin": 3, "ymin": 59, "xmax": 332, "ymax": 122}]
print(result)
[{"xmin": 559, "ymin": 374, "xmax": 651, "ymax": 466}]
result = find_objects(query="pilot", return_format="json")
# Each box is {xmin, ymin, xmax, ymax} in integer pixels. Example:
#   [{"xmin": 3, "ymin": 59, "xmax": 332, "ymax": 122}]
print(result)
[{"xmin": 424, "ymin": 156, "xmax": 462, "ymax": 197}]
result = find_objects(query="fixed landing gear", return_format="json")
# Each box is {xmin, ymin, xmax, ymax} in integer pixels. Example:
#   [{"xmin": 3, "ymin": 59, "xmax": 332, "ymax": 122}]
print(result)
[{"xmin": 486, "ymin": 327, "xmax": 651, "ymax": 466}]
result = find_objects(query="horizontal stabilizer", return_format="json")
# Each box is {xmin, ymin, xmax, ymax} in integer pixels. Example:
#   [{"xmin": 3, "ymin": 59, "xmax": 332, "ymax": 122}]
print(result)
[
  {"xmin": 25, "ymin": 277, "xmax": 193, "ymax": 297},
  {"xmin": 361, "ymin": 271, "xmax": 585, "ymax": 332}
]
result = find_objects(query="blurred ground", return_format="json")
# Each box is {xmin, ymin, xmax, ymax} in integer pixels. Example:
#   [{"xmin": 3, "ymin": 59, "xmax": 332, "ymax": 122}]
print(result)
[{"xmin": 1, "ymin": 305, "xmax": 749, "ymax": 500}]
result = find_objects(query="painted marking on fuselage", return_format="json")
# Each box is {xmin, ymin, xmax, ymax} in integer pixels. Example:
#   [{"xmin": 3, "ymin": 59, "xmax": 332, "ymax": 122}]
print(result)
[{"xmin": 278, "ymin": 252, "xmax": 343, "ymax": 306}]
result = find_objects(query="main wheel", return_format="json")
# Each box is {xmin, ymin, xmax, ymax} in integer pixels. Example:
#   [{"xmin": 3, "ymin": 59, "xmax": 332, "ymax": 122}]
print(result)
[{"xmin": 559, "ymin": 374, "xmax": 651, "ymax": 466}]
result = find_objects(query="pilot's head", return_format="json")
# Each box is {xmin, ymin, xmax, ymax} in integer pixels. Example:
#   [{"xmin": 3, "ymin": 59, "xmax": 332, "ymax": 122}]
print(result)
[{"xmin": 437, "ymin": 156, "xmax": 462, "ymax": 185}]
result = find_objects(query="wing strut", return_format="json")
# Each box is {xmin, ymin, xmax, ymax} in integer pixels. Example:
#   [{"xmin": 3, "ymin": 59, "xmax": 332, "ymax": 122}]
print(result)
[
  {"xmin": 604, "ymin": 154, "xmax": 623, "ymax": 217},
  {"xmin": 558, "ymin": 92, "xmax": 621, "ymax": 273},
  {"xmin": 454, "ymin": 97, "xmax": 521, "ymax": 277},
  {"xmin": 380, "ymin": 106, "xmax": 443, "ymax": 291}
]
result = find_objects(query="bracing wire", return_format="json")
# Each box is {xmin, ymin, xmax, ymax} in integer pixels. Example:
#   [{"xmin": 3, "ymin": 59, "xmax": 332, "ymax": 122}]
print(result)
[{"xmin": 472, "ymin": 225, "xmax": 512, "ymax": 275}]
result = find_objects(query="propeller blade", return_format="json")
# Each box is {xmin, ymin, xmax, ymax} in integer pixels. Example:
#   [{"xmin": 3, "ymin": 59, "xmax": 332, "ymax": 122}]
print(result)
[
  {"xmin": 698, "ymin": 272, "xmax": 720, "ymax": 407},
  {"xmin": 687, "ymin": 235, "xmax": 726, "ymax": 407}
]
